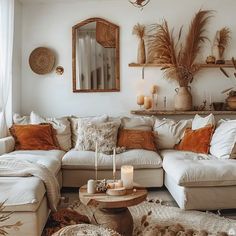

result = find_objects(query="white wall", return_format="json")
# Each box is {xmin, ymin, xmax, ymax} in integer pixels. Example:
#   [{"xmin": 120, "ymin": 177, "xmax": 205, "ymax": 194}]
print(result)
[{"xmin": 19, "ymin": 0, "xmax": 236, "ymax": 117}]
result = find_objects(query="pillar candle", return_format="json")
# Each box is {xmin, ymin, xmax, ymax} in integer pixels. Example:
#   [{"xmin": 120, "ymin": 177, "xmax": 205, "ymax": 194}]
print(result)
[
  {"xmin": 87, "ymin": 179, "xmax": 95, "ymax": 194},
  {"xmin": 144, "ymin": 96, "xmax": 152, "ymax": 109},
  {"xmin": 121, "ymin": 165, "xmax": 134, "ymax": 189}
]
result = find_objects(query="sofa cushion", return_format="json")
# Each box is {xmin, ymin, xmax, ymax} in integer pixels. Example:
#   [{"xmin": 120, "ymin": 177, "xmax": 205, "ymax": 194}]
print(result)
[
  {"xmin": 0, "ymin": 177, "xmax": 45, "ymax": 212},
  {"xmin": 117, "ymin": 129, "xmax": 157, "ymax": 151},
  {"xmin": 161, "ymin": 150, "xmax": 236, "ymax": 187},
  {"xmin": 210, "ymin": 119, "xmax": 236, "ymax": 159},
  {"xmin": 175, "ymin": 126, "xmax": 214, "ymax": 154},
  {"xmin": 75, "ymin": 120, "xmax": 120, "ymax": 154},
  {"xmin": 153, "ymin": 118, "xmax": 192, "ymax": 149},
  {"xmin": 120, "ymin": 116, "xmax": 155, "ymax": 131},
  {"xmin": 30, "ymin": 111, "xmax": 72, "ymax": 152},
  {"xmin": 192, "ymin": 113, "xmax": 215, "ymax": 130},
  {"xmin": 1, "ymin": 150, "xmax": 65, "ymax": 175},
  {"xmin": 70, "ymin": 115, "xmax": 108, "ymax": 147},
  {"xmin": 10, "ymin": 124, "xmax": 60, "ymax": 151},
  {"xmin": 62, "ymin": 149, "xmax": 162, "ymax": 170}
]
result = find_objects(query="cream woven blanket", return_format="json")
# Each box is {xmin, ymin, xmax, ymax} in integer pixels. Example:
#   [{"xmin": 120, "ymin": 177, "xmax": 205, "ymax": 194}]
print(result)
[{"xmin": 0, "ymin": 159, "xmax": 60, "ymax": 212}]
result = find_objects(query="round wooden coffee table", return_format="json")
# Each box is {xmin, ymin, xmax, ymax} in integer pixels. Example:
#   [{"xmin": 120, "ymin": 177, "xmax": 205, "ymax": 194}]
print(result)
[{"xmin": 79, "ymin": 185, "xmax": 147, "ymax": 236}]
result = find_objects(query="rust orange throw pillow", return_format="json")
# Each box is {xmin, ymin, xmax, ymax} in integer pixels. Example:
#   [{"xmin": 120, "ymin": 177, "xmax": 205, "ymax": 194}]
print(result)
[
  {"xmin": 10, "ymin": 124, "xmax": 60, "ymax": 151},
  {"xmin": 175, "ymin": 126, "xmax": 214, "ymax": 154},
  {"xmin": 117, "ymin": 129, "xmax": 157, "ymax": 151}
]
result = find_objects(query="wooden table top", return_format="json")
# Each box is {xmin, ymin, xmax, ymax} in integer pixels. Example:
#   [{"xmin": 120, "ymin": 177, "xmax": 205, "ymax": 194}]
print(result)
[{"xmin": 79, "ymin": 185, "xmax": 147, "ymax": 209}]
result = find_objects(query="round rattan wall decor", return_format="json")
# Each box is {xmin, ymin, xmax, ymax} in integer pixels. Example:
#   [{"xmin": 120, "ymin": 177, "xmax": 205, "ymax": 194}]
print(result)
[{"xmin": 29, "ymin": 47, "xmax": 55, "ymax": 75}]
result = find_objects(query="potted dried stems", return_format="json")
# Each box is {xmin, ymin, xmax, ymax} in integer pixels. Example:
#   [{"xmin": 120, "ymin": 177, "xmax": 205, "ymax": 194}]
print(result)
[
  {"xmin": 133, "ymin": 23, "xmax": 146, "ymax": 64},
  {"xmin": 147, "ymin": 10, "xmax": 212, "ymax": 111}
]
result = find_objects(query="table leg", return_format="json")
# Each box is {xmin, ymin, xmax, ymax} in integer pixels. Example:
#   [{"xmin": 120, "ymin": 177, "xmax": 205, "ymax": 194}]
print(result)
[{"xmin": 91, "ymin": 207, "xmax": 133, "ymax": 235}]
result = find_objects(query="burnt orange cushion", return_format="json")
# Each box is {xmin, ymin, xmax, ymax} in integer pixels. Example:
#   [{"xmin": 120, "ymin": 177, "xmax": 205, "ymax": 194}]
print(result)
[
  {"xmin": 10, "ymin": 124, "xmax": 60, "ymax": 151},
  {"xmin": 175, "ymin": 126, "xmax": 214, "ymax": 154},
  {"xmin": 117, "ymin": 129, "xmax": 157, "ymax": 151}
]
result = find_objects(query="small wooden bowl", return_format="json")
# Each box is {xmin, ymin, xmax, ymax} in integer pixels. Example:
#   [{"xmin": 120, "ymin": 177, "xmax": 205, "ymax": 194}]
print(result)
[{"xmin": 106, "ymin": 187, "xmax": 126, "ymax": 196}]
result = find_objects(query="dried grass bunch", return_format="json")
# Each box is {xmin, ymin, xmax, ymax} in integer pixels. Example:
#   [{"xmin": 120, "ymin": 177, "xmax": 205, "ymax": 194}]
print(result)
[
  {"xmin": 0, "ymin": 201, "xmax": 22, "ymax": 235},
  {"xmin": 133, "ymin": 23, "xmax": 146, "ymax": 40},
  {"xmin": 217, "ymin": 27, "xmax": 231, "ymax": 58},
  {"xmin": 148, "ymin": 10, "xmax": 212, "ymax": 87}
]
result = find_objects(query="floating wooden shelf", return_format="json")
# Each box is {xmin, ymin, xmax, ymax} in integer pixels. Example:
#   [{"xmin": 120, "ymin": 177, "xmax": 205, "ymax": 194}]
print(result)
[
  {"xmin": 128, "ymin": 63, "xmax": 235, "ymax": 68},
  {"xmin": 131, "ymin": 110, "xmax": 236, "ymax": 116}
]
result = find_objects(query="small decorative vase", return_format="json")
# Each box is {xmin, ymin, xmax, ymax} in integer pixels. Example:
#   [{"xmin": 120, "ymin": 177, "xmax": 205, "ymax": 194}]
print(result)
[
  {"xmin": 174, "ymin": 86, "xmax": 192, "ymax": 111},
  {"xmin": 137, "ymin": 38, "xmax": 146, "ymax": 64}
]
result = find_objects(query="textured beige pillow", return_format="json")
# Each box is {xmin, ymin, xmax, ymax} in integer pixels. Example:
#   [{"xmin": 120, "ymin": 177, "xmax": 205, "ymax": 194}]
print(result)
[
  {"xmin": 121, "ymin": 116, "xmax": 155, "ymax": 131},
  {"xmin": 30, "ymin": 111, "xmax": 71, "ymax": 151},
  {"xmin": 154, "ymin": 118, "xmax": 192, "ymax": 149},
  {"xmin": 70, "ymin": 115, "xmax": 108, "ymax": 147},
  {"xmin": 75, "ymin": 120, "xmax": 120, "ymax": 154}
]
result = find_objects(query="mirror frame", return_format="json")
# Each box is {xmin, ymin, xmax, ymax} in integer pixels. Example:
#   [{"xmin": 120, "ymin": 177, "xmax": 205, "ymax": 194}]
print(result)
[{"xmin": 72, "ymin": 17, "xmax": 120, "ymax": 93}]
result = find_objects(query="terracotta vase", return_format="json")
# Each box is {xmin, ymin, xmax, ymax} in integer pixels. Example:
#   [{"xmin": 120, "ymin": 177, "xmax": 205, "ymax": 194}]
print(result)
[
  {"xmin": 174, "ymin": 86, "xmax": 192, "ymax": 111},
  {"xmin": 137, "ymin": 38, "xmax": 146, "ymax": 64}
]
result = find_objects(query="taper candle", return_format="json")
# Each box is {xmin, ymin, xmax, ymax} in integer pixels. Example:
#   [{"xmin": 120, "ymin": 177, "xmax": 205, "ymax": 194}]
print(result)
[
  {"xmin": 95, "ymin": 142, "xmax": 98, "ymax": 180},
  {"xmin": 113, "ymin": 148, "xmax": 116, "ymax": 181}
]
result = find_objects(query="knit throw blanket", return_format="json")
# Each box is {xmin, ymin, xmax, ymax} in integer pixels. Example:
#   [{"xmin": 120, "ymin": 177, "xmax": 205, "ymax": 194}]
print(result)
[{"xmin": 0, "ymin": 159, "xmax": 60, "ymax": 212}]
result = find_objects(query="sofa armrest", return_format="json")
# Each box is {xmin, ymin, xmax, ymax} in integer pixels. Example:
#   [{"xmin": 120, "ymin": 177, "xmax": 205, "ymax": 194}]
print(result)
[{"xmin": 0, "ymin": 136, "xmax": 15, "ymax": 155}]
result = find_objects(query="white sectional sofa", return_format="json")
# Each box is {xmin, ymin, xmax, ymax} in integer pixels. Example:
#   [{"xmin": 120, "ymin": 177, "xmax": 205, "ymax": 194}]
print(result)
[{"xmin": 0, "ymin": 113, "xmax": 236, "ymax": 236}]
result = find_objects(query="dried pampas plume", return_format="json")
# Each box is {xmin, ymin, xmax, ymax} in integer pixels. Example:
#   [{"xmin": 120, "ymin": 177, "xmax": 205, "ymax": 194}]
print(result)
[
  {"xmin": 218, "ymin": 27, "xmax": 231, "ymax": 49},
  {"xmin": 133, "ymin": 23, "xmax": 146, "ymax": 39}
]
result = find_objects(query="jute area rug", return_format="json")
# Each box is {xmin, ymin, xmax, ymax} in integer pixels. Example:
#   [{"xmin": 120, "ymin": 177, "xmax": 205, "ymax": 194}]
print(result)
[{"xmin": 67, "ymin": 199, "xmax": 236, "ymax": 236}]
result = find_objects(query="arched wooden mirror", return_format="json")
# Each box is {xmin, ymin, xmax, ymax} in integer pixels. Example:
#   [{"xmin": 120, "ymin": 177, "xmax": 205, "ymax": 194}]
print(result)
[{"xmin": 72, "ymin": 18, "xmax": 120, "ymax": 92}]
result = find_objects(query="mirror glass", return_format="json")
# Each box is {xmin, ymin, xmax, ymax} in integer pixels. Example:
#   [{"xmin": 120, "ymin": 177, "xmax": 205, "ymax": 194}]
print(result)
[{"xmin": 72, "ymin": 18, "xmax": 120, "ymax": 92}]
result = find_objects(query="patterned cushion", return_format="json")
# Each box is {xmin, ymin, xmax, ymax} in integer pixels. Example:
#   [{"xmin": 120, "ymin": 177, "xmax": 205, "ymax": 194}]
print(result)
[
  {"xmin": 75, "ymin": 121, "xmax": 120, "ymax": 154},
  {"xmin": 117, "ymin": 129, "xmax": 156, "ymax": 151}
]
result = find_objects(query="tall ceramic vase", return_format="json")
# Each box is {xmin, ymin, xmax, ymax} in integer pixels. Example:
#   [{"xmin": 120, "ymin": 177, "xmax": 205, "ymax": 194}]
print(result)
[
  {"xmin": 174, "ymin": 86, "xmax": 192, "ymax": 111},
  {"xmin": 137, "ymin": 38, "xmax": 146, "ymax": 64}
]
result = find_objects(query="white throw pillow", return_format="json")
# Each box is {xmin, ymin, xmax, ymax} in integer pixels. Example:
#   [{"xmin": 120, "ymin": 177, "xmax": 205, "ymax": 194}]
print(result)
[
  {"xmin": 75, "ymin": 120, "xmax": 120, "ymax": 154},
  {"xmin": 121, "ymin": 116, "xmax": 155, "ymax": 131},
  {"xmin": 192, "ymin": 114, "xmax": 215, "ymax": 130},
  {"xmin": 153, "ymin": 118, "xmax": 192, "ymax": 149},
  {"xmin": 30, "ymin": 111, "xmax": 72, "ymax": 151},
  {"xmin": 210, "ymin": 119, "xmax": 236, "ymax": 159},
  {"xmin": 70, "ymin": 115, "xmax": 108, "ymax": 147}
]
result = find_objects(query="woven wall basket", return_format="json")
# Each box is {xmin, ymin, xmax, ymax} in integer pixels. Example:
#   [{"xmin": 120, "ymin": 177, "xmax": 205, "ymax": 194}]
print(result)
[{"xmin": 29, "ymin": 47, "xmax": 55, "ymax": 75}]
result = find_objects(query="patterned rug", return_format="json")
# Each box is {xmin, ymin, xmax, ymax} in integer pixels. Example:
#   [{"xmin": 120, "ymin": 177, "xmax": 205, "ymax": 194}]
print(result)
[{"xmin": 43, "ymin": 198, "xmax": 236, "ymax": 236}]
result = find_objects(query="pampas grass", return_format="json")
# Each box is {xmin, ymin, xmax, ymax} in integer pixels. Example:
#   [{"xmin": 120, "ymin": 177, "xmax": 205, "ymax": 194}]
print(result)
[
  {"xmin": 147, "ymin": 9, "xmax": 212, "ymax": 87},
  {"xmin": 218, "ymin": 27, "xmax": 231, "ymax": 49},
  {"xmin": 133, "ymin": 23, "xmax": 146, "ymax": 40}
]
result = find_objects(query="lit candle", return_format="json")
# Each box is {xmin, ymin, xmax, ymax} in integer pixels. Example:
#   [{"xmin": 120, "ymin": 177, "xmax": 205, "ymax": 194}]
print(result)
[
  {"xmin": 121, "ymin": 165, "xmax": 134, "ymax": 189},
  {"xmin": 113, "ymin": 148, "xmax": 116, "ymax": 181}
]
